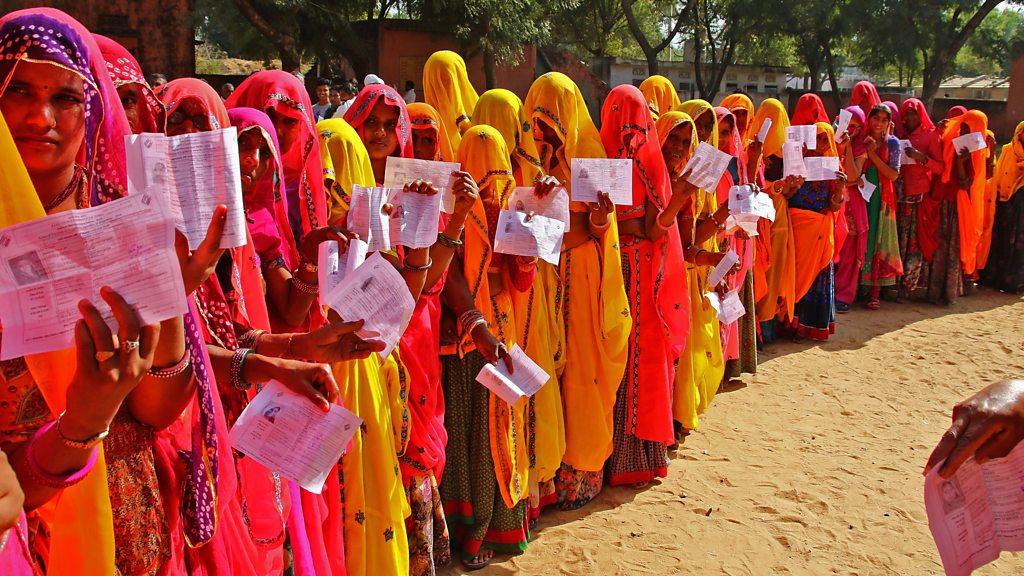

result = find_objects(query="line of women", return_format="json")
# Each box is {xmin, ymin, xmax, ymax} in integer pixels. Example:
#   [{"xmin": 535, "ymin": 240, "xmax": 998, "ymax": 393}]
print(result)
[{"xmin": 2, "ymin": 11, "xmax": 1022, "ymax": 576}]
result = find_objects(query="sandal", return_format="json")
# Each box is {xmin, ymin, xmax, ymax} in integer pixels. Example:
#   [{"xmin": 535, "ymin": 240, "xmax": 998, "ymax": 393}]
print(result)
[
  {"xmin": 836, "ymin": 301, "xmax": 850, "ymax": 314},
  {"xmin": 866, "ymin": 298, "xmax": 881, "ymax": 310},
  {"xmin": 463, "ymin": 549, "xmax": 493, "ymax": 571}
]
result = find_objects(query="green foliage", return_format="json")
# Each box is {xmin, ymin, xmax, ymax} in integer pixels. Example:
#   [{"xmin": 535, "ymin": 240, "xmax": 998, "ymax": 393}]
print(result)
[{"xmin": 956, "ymin": 7, "xmax": 1024, "ymax": 75}]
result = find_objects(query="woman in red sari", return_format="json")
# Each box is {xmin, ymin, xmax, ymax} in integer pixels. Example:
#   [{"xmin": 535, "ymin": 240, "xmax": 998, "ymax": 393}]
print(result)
[
  {"xmin": 791, "ymin": 93, "xmax": 830, "ymax": 126},
  {"xmin": 94, "ymin": 34, "xmax": 164, "ymax": 135},
  {"xmin": 601, "ymin": 85, "xmax": 689, "ymax": 487}
]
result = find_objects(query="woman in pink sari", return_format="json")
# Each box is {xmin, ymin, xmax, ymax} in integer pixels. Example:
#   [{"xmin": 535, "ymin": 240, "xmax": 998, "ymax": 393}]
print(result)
[
  {"xmin": 834, "ymin": 106, "xmax": 868, "ymax": 311},
  {"xmin": 94, "ymin": 34, "xmax": 164, "ymax": 134}
]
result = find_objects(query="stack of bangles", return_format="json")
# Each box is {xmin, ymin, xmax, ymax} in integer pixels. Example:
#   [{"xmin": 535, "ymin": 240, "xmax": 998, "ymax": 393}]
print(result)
[
  {"xmin": 292, "ymin": 267, "xmax": 320, "ymax": 296},
  {"xmin": 24, "ymin": 421, "xmax": 99, "ymax": 489},
  {"xmin": 436, "ymin": 231, "xmax": 463, "ymax": 249},
  {"xmin": 458, "ymin": 309, "xmax": 488, "ymax": 335},
  {"xmin": 230, "ymin": 348, "xmax": 254, "ymax": 392},
  {"xmin": 237, "ymin": 329, "xmax": 266, "ymax": 352},
  {"xmin": 147, "ymin": 350, "xmax": 193, "ymax": 379}
]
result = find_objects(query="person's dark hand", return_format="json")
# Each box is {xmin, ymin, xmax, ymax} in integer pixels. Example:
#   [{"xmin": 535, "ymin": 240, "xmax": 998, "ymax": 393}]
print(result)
[
  {"xmin": 533, "ymin": 175, "xmax": 560, "ymax": 198},
  {"xmin": 292, "ymin": 319, "xmax": 386, "ymax": 364},
  {"xmin": 670, "ymin": 169, "xmax": 698, "ymax": 200},
  {"xmin": 300, "ymin": 225, "xmax": 352, "ymax": 264},
  {"xmin": 925, "ymin": 379, "xmax": 1024, "ymax": 478},
  {"xmin": 176, "ymin": 205, "xmax": 227, "ymax": 294},
  {"xmin": 470, "ymin": 323, "xmax": 513, "ymax": 373},
  {"xmin": 267, "ymin": 358, "xmax": 340, "ymax": 412},
  {"xmin": 905, "ymin": 146, "xmax": 927, "ymax": 164},
  {"xmin": 404, "ymin": 179, "xmax": 440, "ymax": 196},
  {"xmin": 587, "ymin": 191, "xmax": 615, "ymax": 227}
]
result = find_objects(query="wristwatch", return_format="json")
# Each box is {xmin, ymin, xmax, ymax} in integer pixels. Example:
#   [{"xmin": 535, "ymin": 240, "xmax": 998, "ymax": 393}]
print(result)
[{"xmin": 56, "ymin": 411, "xmax": 109, "ymax": 450}]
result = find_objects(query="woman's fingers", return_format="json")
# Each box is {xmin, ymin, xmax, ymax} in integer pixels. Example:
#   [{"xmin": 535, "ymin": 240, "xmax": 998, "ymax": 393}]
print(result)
[
  {"xmin": 100, "ymin": 287, "xmax": 141, "ymax": 349},
  {"xmin": 78, "ymin": 299, "xmax": 117, "ymax": 364},
  {"xmin": 73, "ymin": 319, "xmax": 98, "ymax": 372}
]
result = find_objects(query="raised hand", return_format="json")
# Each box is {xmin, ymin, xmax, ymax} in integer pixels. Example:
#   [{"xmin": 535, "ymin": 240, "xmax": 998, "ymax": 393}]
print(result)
[
  {"xmin": 176, "ymin": 205, "xmax": 227, "ymax": 294},
  {"xmin": 292, "ymin": 319, "xmax": 386, "ymax": 364}
]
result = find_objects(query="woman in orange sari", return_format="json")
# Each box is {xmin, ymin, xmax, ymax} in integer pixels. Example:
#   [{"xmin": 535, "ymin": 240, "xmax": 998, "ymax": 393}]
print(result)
[
  {"xmin": 523, "ymin": 72, "xmax": 629, "ymax": 510},
  {"xmin": 423, "ymin": 50, "xmax": 479, "ymax": 152},
  {"xmin": 639, "ymin": 75, "xmax": 681, "ymax": 119},
  {"xmin": 787, "ymin": 123, "xmax": 846, "ymax": 340},
  {"xmin": 601, "ymin": 85, "xmax": 689, "ymax": 487}
]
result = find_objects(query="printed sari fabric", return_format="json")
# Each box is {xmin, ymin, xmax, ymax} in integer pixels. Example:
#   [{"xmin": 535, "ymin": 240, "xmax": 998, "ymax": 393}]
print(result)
[
  {"xmin": 600, "ymin": 85, "xmax": 688, "ymax": 485},
  {"xmin": 639, "ymin": 75, "xmax": 680, "ymax": 119},
  {"xmin": 981, "ymin": 121, "xmax": 1024, "ymax": 293},
  {"xmin": 859, "ymin": 134, "xmax": 904, "ymax": 288},
  {"xmin": 423, "ymin": 50, "xmax": 479, "ymax": 152},
  {"xmin": 523, "ymin": 72, "xmax": 631, "ymax": 509}
]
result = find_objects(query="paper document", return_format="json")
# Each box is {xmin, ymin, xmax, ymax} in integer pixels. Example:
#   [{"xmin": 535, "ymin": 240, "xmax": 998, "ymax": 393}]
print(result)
[
  {"xmin": 859, "ymin": 178, "xmax": 876, "ymax": 203},
  {"xmin": 570, "ymin": 158, "xmax": 633, "ymax": 205},
  {"xmin": 707, "ymin": 250, "xmax": 739, "ymax": 288},
  {"xmin": 786, "ymin": 125, "xmax": 817, "ymax": 150},
  {"xmin": 924, "ymin": 442, "xmax": 1024, "ymax": 576},
  {"xmin": 508, "ymin": 187, "xmax": 570, "ymax": 226},
  {"xmin": 783, "ymin": 141, "xmax": 808, "ymax": 178},
  {"xmin": 382, "ymin": 156, "xmax": 461, "ymax": 213},
  {"xmin": 804, "ymin": 157, "xmax": 841, "ymax": 182},
  {"xmin": 494, "ymin": 210, "xmax": 565, "ymax": 266},
  {"xmin": 229, "ymin": 380, "xmax": 361, "ymax": 494},
  {"xmin": 718, "ymin": 288, "xmax": 746, "ymax": 325},
  {"xmin": 125, "ymin": 128, "xmax": 246, "ymax": 250},
  {"xmin": 899, "ymin": 140, "xmax": 917, "ymax": 165},
  {"xmin": 347, "ymin": 185, "xmax": 392, "ymax": 252},
  {"xmin": 725, "ymin": 214, "xmax": 760, "ymax": 236},
  {"xmin": 474, "ymin": 344, "xmax": 550, "ymax": 405},
  {"xmin": 952, "ymin": 132, "xmax": 987, "ymax": 154},
  {"xmin": 0, "ymin": 192, "xmax": 187, "ymax": 360},
  {"xmin": 835, "ymin": 108, "xmax": 853, "ymax": 139},
  {"xmin": 318, "ymin": 238, "xmax": 369, "ymax": 297},
  {"xmin": 727, "ymin": 185, "xmax": 775, "ymax": 222},
  {"xmin": 756, "ymin": 118, "xmax": 773, "ymax": 143},
  {"xmin": 683, "ymin": 142, "xmax": 732, "ymax": 191},
  {"xmin": 387, "ymin": 187, "xmax": 443, "ymax": 249},
  {"xmin": 321, "ymin": 252, "xmax": 415, "ymax": 359}
]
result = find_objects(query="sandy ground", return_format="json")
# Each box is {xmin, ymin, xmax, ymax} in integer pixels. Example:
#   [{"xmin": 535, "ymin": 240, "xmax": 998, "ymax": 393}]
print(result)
[{"xmin": 442, "ymin": 287, "xmax": 1024, "ymax": 575}]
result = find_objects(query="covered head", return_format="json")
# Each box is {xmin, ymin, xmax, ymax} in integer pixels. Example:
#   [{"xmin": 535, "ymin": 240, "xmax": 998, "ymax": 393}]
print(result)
[
  {"xmin": 523, "ymin": 71, "xmax": 606, "ymax": 174},
  {"xmin": 343, "ymin": 83, "xmax": 413, "ymax": 163},
  {"xmin": 423, "ymin": 50, "xmax": 479, "ymax": 151},
  {"xmin": 94, "ymin": 34, "xmax": 164, "ymax": 134},
  {"xmin": 899, "ymin": 98, "xmax": 935, "ymax": 136},
  {"xmin": 749, "ymin": 98, "xmax": 790, "ymax": 158},
  {"xmin": 850, "ymin": 81, "xmax": 881, "ymax": 117},
  {"xmin": 157, "ymin": 78, "xmax": 231, "ymax": 135},
  {"xmin": 472, "ymin": 88, "xmax": 544, "ymax": 186},
  {"xmin": 791, "ymin": 93, "xmax": 830, "ymax": 126},
  {"xmin": 676, "ymin": 99, "xmax": 718, "ymax": 148},
  {"xmin": 407, "ymin": 102, "xmax": 454, "ymax": 162},
  {"xmin": 639, "ymin": 75, "xmax": 680, "ymax": 119}
]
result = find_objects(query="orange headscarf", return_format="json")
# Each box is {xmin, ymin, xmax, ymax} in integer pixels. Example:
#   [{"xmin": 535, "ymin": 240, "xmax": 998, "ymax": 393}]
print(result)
[
  {"xmin": 790, "ymin": 122, "xmax": 840, "ymax": 302},
  {"xmin": 940, "ymin": 110, "xmax": 989, "ymax": 274},
  {"xmin": 407, "ymin": 102, "xmax": 455, "ymax": 162},
  {"xmin": 639, "ymin": 75, "xmax": 681, "ymax": 119}
]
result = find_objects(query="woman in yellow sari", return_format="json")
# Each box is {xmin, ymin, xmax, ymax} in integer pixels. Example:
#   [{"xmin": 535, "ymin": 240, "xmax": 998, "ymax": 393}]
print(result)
[
  {"xmin": 639, "ymin": 75, "xmax": 681, "ymax": 119},
  {"xmin": 439, "ymin": 125, "xmax": 533, "ymax": 569},
  {"xmin": 658, "ymin": 111, "xmax": 728, "ymax": 437},
  {"xmin": 471, "ymin": 88, "xmax": 567, "ymax": 523},
  {"xmin": 318, "ymin": 116, "xmax": 416, "ymax": 576},
  {"xmin": 423, "ymin": 50, "xmax": 479, "ymax": 152},
  {"xmin": 523, "ymin": 72, "xmax": 630, "ymax": 509}
]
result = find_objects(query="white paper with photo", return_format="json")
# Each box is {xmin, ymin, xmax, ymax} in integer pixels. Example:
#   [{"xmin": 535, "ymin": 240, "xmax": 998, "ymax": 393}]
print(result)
[
  {"xmin": 318, "ymin": 238, "xmax": 369, "ymax": 297},
  {"xmin": 683, "ymin": 142, "xmax": 732, "ymax": 191},
  {"xmin": 707, "ymin": 250, "xmax": 739, "ymax": 288},
  {"xmin": 804, "ymin": 156, "xmax": 841, "ymax": 182},
  {"xmin": 322, "ymin": 252, "xmax": 414, "ymax": 359},
  {"xmin": 570, "ymin": 158, "xmax": 633, "ymax": 205},
  {"xmin": 728, "ymin": 185, "xmax": 775, "ymax": 222},
  {"xmin": 924, "ymin": 442, "xmax": 1024, "ymax": 576},
  {"xmin": 859, "ymin": 177, "xmax": 876, "ymax": 203},
  {"xmin": 382, "ymin": 156, "xmax": 461, "ymax": 213},
  {"xmin": 347, "ymin": 185, "xmax": 392, "ymax": 252},
  {"xmin": 718, "ymin": 288, "xmax": 746, "ymax": 325},
  {"xmin": 386, "ymin": 187, "xmax": 443, "ymax": 249},
  {"xmin": 474, "ymin": 344, "xmax": 550, "ymax": 406},
  {"xmin": 899, "ymin": 140, "xmax": 917, "ymax": 165},
  {"xmin": 493, "ymin": 210, "xmax": 565, "ymax": 266},
  {"xmin": 783, "ymin": 141, "xmax": 808, "ymax": 178},
  {"xmin": 756, "ymin": 118, "xmax": 773, "ymax": 143},
  {"xmin": 0, "ymin": 192, "xmax": 187, "ymax": 360},
  {"xmin": 835, "ymin": 108, "xmax": 853, "ymax": 139},
  {"xmin": 125, "ymin": 128, "xmax": 246, "ymax": 250},
  {"xmin": 508, "ymin": 187, "xmax": 570, "ymax": 226},
  {"xmin": 952, "ymin": 131, "xmax": 987, "ymax": 154},
  {"xmin": 229, "ymin": 380, "xmax": 361, "ymax": 494},
  {"xmin": 786, "ymin": 125, "xmax": 817, "ymax": 150}
]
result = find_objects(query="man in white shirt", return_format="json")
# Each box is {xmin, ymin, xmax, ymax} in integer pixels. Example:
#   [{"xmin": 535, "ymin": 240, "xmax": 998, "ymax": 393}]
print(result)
[
  {"xmin": 403, "ymin": 80, "xmax": 417, "ymax": 104},
  {"xmin": 311, "ymin": 78, "xmax": 332, "ymax": 121}
]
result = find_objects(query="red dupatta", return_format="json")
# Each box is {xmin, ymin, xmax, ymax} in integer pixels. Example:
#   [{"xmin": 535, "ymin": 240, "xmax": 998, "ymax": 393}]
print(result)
[
  {"xmin": 600, "ymin": 84, "xmax": 688, "ymax": 444},
  {"xmin": 94, "ymin": 34, "xmax": 165, "ymax": 134},
  {"xmin": 791, "ymin": 93, "xmax": 829, "ymax": 126},
  {"xmin": 344, "ymin": 83, "xmax": 414, "ymax": 160},
  {"xmin": 850, "ymin": 81, "xmax": 881, "ymax": 117}
]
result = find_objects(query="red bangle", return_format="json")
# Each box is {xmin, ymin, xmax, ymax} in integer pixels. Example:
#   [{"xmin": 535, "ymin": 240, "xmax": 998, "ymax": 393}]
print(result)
[{"xmin": 25, "ymin": 421, "xmax": 99, "ymax": 489}]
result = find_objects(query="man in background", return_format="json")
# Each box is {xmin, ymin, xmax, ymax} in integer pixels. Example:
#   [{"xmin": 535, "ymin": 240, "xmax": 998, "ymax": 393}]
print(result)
[{"xmin": 311, "ymin": 77, "xmax": 332, "ymax": 121}]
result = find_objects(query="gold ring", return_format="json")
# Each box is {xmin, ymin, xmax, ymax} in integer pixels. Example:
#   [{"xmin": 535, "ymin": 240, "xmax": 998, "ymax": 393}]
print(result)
[
  {"xmin": 95, "ymin": 350, "xmax": 116, "ymax": 363},
  {"xmin": 121, "ymin": 339, "xmax": 140, "ymax": 354}
]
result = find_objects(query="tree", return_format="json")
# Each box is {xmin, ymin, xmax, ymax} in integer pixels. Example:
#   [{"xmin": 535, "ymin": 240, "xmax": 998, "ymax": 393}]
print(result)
[
  {"xmin": 688, "ymin": 0, "xmax": 776, "ymax": 101},
  {"xmin": 622, "ymin": 0, "xmax": 691, "ymax": 76},
  {"xmin": 960, "ymin": 7, "xmax": 1024, "ymax": 75},
  {"xmin": 547, "ymin": 0, "xmax": 630, "ymax": 58}
]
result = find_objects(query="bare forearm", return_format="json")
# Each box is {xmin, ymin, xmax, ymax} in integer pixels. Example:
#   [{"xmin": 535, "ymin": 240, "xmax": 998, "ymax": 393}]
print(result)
[{"xmin": 128, "ymin": 316, "xmax": 193, "ymax": 429}]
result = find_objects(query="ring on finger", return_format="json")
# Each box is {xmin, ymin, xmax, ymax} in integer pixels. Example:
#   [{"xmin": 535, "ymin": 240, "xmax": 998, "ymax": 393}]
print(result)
[
  {"xmin": 95, "ymin": 350, "xmax": 117, "ymax": 363},
  {"xmin": 121, "ymin": 339, "xmax": 140, "ymax": 354}
]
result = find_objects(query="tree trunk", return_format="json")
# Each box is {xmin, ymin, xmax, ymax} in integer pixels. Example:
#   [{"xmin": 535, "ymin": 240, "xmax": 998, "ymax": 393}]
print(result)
[
  {"xmin": 920, "ymin": 64, "xmax": 944, "ymax": 110},
  {"xmin": 622, "ymin": 0, "xmax": 688, "ymax": 77},
  {"xmin": 919, "ymin": 0, "xmax": 1003, "ymax": 108},
  {"xmin": 483, "ymin": 45, "xmax": 498, "ymax": 90},
  {"xmin": 824, "ymin": 44, "xmax": 841, "ymax": 111},
  {"xmin": 232, "ymin": 0, "xmax": 302, "ymax": 72}
]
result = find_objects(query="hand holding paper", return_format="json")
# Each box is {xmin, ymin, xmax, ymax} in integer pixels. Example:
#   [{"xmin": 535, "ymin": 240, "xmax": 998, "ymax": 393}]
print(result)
[
  {"xmin": 683, "ymin": 142, "xmax": 732, "ymax": 191},
  {"xmin": 952, "ymin": 131, "xmax": 987, "ymax": 155},
  {"xmin": 494, "ymin": 209, "xmax": 565, "ymax": 265},
  {"xmin": 383, "ymin": 156, "xmax": 461, "ymax": 213},
  {"xmin": 475, "ymin": 344, "xmax": 550, "ymax": 405}
]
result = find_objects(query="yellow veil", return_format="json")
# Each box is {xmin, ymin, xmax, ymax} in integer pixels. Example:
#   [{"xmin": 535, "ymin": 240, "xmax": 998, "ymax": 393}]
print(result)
[
  {"xmin": 317, "ymin": 118, "xmax": 376, "ymax": 224},
  {"xmin": 472, "ymin": 88, "xmax": 545, "ymax": 187},
  {"xmin": 422, "ymin": 50, "xmax": 479, "ymax": 153},
  {"xmin": 639, "ymin": 75, "xmax": 681, "ymax": 119}
]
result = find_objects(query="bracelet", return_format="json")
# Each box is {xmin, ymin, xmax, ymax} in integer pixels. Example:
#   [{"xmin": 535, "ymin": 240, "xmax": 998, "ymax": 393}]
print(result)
[
  {"xmin": 237, "ymin": 329, "xmax": 266, "ymax": 350},
  {"xmin": 56, "ymin": 412, "xmax": 109, "ymax": 450},
  {"xmin": 292, "ymin": 276, "xmax": 320, "ymax": 296},
  {"xmin": 25, "ymin": 422, "xmax": 99, "ymax": 489},
  {"xmin": 655, "ymin": 212, "xmax": 675, "ymax": 230},
  {"xmin": 148, "ymin": 351, "xmax": 192, "ymax": 378},
  {"xmin": 405, "ymin": 257, "xmax": 433, "ymax": 272},
  {"xmin": 588, "ymin": 213, "xmax": 611, "ymax": 231},
  {"xmin": 458, "ymin": 309, "xmax": 486, "ymax": 335},
  {"xmin": 298, "ymin": 260, "xmax": 318, "ymax": 274},
  {"xmin": 466, "ymin": 317, "xmax": 488, "ymax": 334},
  {"xmin": 436, "ymin": 231, "xmax": 463, "ymax": 249},
  {"xmin": 230, "ymin": 348, "xmax": 254, "ymax": 392}
]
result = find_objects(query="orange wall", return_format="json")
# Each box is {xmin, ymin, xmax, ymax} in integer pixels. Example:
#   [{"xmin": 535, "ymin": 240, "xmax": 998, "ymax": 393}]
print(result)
[
  {"xmin": 1007, "ymin": 45, "xmax": 1024, "ymax": 135},
  {"xmin": 376, "ymin": 26, "xmax": 536, "ymax": 100}
]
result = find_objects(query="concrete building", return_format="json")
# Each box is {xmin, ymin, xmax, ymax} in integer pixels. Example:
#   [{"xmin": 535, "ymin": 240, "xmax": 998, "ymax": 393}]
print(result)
[
  {"xmin": 920, "ymin": 75, "xmax": 1010, "ymax": 101},
  {"xmin": 7, "ymin": 0, "xmax": 196, "ymax": 80}
]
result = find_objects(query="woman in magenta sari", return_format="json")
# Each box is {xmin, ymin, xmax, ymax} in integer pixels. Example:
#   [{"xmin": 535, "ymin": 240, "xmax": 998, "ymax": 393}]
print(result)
[
  {"xmin": 600, "ymin": 85, "xmax": 689, "ymax": 487},
  {"xmin": 94, "ymin": 34, "xmax": 164, "ymax": 135},
  {"xmin": 834, "ymin": 106, "xmax": 868, "ymax": 311}
]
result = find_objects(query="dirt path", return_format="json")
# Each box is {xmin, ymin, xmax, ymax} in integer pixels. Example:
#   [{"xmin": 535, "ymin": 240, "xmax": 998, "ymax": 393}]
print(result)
[{"xmin": 443, "ymin": 287, "xmax": 1024, "ymax": 575}]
